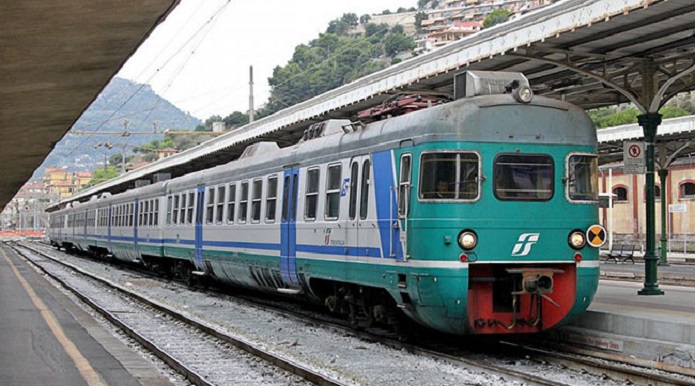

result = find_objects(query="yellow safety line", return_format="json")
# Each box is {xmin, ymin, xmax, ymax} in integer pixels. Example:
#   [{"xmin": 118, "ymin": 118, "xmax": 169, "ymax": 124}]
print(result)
[{"xmin": 0, "ymin": 247, "xmax": 106, "ymax": 386}]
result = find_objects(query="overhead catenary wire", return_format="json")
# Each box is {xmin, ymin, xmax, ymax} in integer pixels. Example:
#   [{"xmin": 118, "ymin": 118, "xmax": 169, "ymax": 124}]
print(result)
[{"xmin": 67, "ymin": 0, "xmax": 233, "ymax": 156}]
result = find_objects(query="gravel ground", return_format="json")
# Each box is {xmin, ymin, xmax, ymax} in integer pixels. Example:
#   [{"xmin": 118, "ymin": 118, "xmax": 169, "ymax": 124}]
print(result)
[{"xmin": 21, "ymin": 242, "xmax": 633, "ymax": 386}]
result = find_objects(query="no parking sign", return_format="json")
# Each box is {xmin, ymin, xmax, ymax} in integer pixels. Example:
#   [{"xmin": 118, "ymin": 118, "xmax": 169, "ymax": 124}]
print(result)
[{"xmin": 624, "ymin": 141, "xmax": 645, "ymax": 174}]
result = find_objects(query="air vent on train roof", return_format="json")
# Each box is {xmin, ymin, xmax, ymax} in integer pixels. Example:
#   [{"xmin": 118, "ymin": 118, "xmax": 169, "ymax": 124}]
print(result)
[
  {"xmin": 454, "ymin": 71, "xmax": 532, "ymax": 101},
  {"xmin": 240, "ymin": 141, "xmax": 280, "ymax": 159},
  {"xmin": 299, "ymin": 119, "xmax": 351, "ymax": 143}
]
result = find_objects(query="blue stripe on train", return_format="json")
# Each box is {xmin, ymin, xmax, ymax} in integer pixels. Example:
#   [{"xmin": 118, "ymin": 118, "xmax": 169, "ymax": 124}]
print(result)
[
  {"xmin": 82, "ymin": 234, "xmax": 380, "ymax": 258},
  {"xmin": 372, "ymin": 150, "xmax": 403, "ymax": 260}
]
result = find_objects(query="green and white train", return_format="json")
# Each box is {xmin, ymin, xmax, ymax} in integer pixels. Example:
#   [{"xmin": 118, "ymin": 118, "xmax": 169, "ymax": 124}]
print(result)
[{"xmin": 48, "ymin": 72, "xmax": 605, "ymax": 335}]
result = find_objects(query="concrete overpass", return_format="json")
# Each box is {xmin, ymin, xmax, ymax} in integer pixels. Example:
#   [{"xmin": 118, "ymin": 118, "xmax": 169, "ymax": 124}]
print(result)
[{"xmin": 0, "ymin": 0, "xmax": 180, "ymax": 210}]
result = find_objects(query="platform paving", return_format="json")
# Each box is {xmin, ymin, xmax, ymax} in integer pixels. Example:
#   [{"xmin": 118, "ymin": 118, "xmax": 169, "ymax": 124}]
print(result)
[
  {"xmin": 0, "ymin": 244, "xmax": 173, "ymax": 386},
  {"xmin": 552, "ymin": 263, "xmax": 695, "ymax": 373}
]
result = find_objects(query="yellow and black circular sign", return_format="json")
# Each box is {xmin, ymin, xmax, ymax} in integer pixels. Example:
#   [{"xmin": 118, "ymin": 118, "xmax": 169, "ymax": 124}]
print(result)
[{"xmin": 586, "ymin": 225, "xmax": 607, "ymax": 247}]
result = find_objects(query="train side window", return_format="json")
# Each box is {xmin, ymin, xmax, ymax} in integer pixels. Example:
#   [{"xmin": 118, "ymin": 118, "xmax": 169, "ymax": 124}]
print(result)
[
  {"xmin": 227, "ymin": 184, "xmax": 236, "ymax": 223},
  {"xmin": 266, "ymin": 176, "xmax": 278, "ymax": 222},
  {"xmin": 179, "ymin": 193, "xmax": 186, "ymax": 224},
  {"xmin": 360, "ymin": 160, "xmax": 371, "ymax": 220},
  {"xmin": 305, "ymin": 168, "xmax": 319, "ymax": 221},
  {"xmin": 398, "ymin": 154, "xmax": 412, "ymax": 217},
  {"xmin": 187, "ymin": 192, "xmax": 195, "ymax": 224},
  {"xmin": 154, "ymin": 200, "xmax": 159, "ymax": 226},
  {"xmin": 419, "ymin": 152, "xmax": 479, "ymax": 200},
  {"xmin": 251, "ymin": 179, "xmax": 263, "ymax": 223},
  {"xmin": 172, "ymin": 195, "xmax": 180, "ymax": 225},
  {"xmin": 349, "ymin": 162, "xmax": 359, "ymax": 220},
  {"xmin": 325, "ymin": 164, "xmax": 342, "ymax": 220},
  {"xmin": 166, "ymin": 196, "xmax": 172, "ymax": 225},
  {"xmin": 238, "ymin": 181, "xmax": 249, "ymax": 223},
  {"xmin": 206, "ymin": 187, "xmax": 215, "ymax": 224},
  {"xmin": 494, "ymin": 154, "xmax": 554, "ymax": 201},
  {"xmin": 566, "ymin": 154, "xmax": 598, "ymax": 202},
  {"xmin": 139, "ymin": 201, "xmax": 146, "ymax": 226},
  {"xmin": 129, "ymin": 203, "xmax": 134, "ymax": 227},
  {"xmin": 149, "ymin": 200, "xmax": 154, "ymax": 226},
  {"xmin": 216, "ymin": 185, "xmax": 226, "ymax": 224}
]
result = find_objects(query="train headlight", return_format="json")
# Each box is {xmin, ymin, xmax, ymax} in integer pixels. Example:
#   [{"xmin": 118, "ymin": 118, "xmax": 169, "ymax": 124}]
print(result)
[
  {"xmin": 568, "ymin": 230, "xmax": 586, "ymax": 250},
  {"xmin": 458, "ymin": 230, "xmax": 477, "ymax": 250},
  {"xmin": 513, "ymin": 85, "xmax": 533, "ymax": 103}
]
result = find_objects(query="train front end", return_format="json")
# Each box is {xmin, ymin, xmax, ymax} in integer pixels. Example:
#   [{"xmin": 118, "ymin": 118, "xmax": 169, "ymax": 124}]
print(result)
[{"xmin": 399, "ymin": 72, "xmax": 603, "ymax": 335}]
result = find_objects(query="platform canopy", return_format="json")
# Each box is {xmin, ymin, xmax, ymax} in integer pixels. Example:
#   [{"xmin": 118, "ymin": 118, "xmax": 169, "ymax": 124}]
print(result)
[
  {"xmin": 0, "ymin": 0, "xmax": 180, "ymax": 210},
  {"xmin": 55, "ymin": 0, "xmax": 695, "ymax": 204}
]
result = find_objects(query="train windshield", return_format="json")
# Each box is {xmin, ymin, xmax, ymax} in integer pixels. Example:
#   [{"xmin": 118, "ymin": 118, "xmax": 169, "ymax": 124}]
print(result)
[
  {"xmin": 566, "ymin": 154, "xmax": 598, "ymax": 201},
  {"xmin": 419, "ymin": 152, "xmax": 479, "ymax": 200},
  {"xmin": 494, "ymin": 154, "xmax": 554, "ymax": 201}
]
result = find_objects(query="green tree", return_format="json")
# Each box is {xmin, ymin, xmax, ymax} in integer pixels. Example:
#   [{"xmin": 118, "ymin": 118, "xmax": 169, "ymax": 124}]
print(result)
[
  {"xmin": 417, "ymin": 0, "xmax": 430, "ymax": 9},
  {"xmin": 483, "ymin": 9, "xmax": 512, "ymax": 28},
  {"xmin": 223, "ymin": 111, "xmax": 249, "ymax": 128},
  {"xmin": 85, "ymin": 165, "xmax": 120, "ymax": 188},
  {"xmin": 384, "ymin": 33, "xmax": 415, "ymax": 56},
  {"xmin": 659, "ymin": 105, "xmax": 690, "ymax": 119},
  {"xmin": 415, "ymin": 12, "xmax": 428, "ymax": 32},
  {"xmin": 390, "ymin": 24, "xmax": 405, "ymax": 34},
  {"xmin": 359, "ymin": 14, "xmax": 371, "ymax": 25}
]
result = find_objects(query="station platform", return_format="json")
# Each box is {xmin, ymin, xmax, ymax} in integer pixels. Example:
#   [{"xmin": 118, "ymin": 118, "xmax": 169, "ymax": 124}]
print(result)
[
  {"xmin": 551, "ymin": 261, "xmax": 695, "ymax": 375},
  {"xmin": 0, "ymin": 243, "xmax": 173, "ymax": 386}
]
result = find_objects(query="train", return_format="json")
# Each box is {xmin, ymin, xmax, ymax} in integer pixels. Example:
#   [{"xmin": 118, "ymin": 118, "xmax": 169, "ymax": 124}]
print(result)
[{"xmin": 47, "ymin": 71, "xmax": 605, "ymax": 336}]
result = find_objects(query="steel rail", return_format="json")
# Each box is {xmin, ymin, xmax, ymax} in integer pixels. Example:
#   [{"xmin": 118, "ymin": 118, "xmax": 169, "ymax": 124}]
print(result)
[{"xmin": 8, "ymin": 242, "xmax": 347, "ymax": 386}]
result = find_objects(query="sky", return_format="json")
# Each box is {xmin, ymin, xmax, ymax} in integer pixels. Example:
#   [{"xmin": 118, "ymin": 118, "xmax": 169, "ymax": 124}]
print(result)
[{"xmin": 117, "ymin": 0, "xmax": 413, "ymax": 121}]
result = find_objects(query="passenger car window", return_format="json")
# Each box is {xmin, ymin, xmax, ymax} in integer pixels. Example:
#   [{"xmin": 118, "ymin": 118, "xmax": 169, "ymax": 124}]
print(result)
[{"xmin": 325, "ymin": 164, "xmax": 341, "ymax": 220}]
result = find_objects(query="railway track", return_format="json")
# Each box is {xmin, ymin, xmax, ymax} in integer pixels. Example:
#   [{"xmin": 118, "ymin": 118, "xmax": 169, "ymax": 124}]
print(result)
[
  {"xmin": 5, "ymin": 242, "xmax": 336, "ymax": 386},
  {"xmin": 12, "ymin": 241, "xmax": 694, "ymax": 386}
]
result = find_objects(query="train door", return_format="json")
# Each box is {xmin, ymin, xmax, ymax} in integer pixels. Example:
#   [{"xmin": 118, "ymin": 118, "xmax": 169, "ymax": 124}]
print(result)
[
  {"xmin": 280, "ymin": 168, "xmax": 300, "ymax": 288},
  {"xmin": 133, "ymin": 199, "xmax": 140, "ymax": 260},
  {"xmin": 195, "ymin": 186, "xmax": 205, "ymax": 271},
  {"xmin": 396, "ymin": 153, "xmax": 412, "ymax": 261},
  {"xmin": 346, "ymin": 156, "xmax": 371, "ymax": 261},
  {"xmin": 107, "ymin": 204, "xmax": 112, "ymax": 252}
]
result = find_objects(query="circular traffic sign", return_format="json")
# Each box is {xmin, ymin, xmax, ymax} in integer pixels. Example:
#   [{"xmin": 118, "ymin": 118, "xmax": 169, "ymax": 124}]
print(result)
[
  {"xmin": 628, "ymin": 144, "xmax": 641, "ymax": 158},
  {"xmin": 586, "ymin": 225, "xmax": 607, "ymax": 247}
]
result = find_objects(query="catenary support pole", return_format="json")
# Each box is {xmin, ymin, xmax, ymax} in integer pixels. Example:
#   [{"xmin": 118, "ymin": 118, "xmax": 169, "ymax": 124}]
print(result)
[
  {"xmin": 637, "ymin": 113, "xmax": 664, "ymax": 295},
  {"xmin": 659, "ymin": 168, "xmax": 669, "ymax": 265}
]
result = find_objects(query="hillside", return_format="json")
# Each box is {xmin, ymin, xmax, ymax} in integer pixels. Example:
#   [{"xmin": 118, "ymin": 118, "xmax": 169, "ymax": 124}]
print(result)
[{"xmin": 34, "ymin": 77, "xmax": 201, "ymax": 177}]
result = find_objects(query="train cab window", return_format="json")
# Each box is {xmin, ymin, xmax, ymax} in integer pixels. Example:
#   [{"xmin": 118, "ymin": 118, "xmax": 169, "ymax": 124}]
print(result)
[
  {"xmin": 398, "ymin": 155, "xmax": 412, "ymax": 217},
  {"xmin": 566, "ymin": 154, "xmax": 598, "ymax": 202},
  {"xmin": 420, "ymin": 152, "xmax": 479, "ymax": 200},
  {"xmin": 266, "ymin": 176, "xmax": 277, "ymax": 222},
  {"xmin": 187, "ymin": 192, "xmax": 195, "ymax": 224},
  {"xmin": 206, "ymin": 187, "xmax": 215, "ymax": 224},
  {"xmin": 325, "ymin": 164, "xmax": 342, "ymax": 220},
  {"xmin": 251, "ymin": 179, "xmax": 263, "ymax": 223},
  {"xmin": 238, "ymin": 182, "xmax": 249, "ymax": 223},
  {"xmin": 360, "ymin": 160, "xmax": 371, "ymax": 220},
  {"xmin": 494, "ymin": 154, "xmax": 553, "ymax": 201},
  {"xmin": 227, "ymin": 184, "xmax": 236, "ymax": 223},
  {"xmin": 216, "ymin": 185, "xmax": 225, "ymax": 223},
  {"xmin": 305, "ymin": 168, "xmax": 319, "ymax": 220}
]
